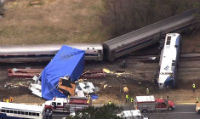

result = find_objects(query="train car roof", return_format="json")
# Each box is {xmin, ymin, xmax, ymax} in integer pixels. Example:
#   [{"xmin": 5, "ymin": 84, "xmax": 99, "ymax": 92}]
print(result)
[
  {"xmin": 103, "ymin": 9, "xmax": 195, "ymax": 49},
  {"xmin": 0, "ymin": 43, "xmax": 103, "ymax": 55}
]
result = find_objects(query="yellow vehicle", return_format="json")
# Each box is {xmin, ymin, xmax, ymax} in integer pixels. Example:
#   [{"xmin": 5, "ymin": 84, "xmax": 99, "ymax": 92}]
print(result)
[{"xmin": 57, "ymin": 77, "xmax": 76, "ymax": 96}]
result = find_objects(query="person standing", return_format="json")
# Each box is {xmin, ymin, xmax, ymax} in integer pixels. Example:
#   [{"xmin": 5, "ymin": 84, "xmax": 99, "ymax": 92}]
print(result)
[
  {"xmin": 108, "ymin": 100, "xmax": 112, "ymax": 105},
  {"xmin": 125, "ymin": 94, "xmax": 129, "ymax": 103},
  {"xmin": 192, "ymin": 83, "xmax": 196, "ymax": 93},
  {"xmin": 130, "ymin": 97, "xmax": 134, "ymax": 104},
  {"xmin": 146, "ymin": 88, "xmax": 149, "ymax": 95}
]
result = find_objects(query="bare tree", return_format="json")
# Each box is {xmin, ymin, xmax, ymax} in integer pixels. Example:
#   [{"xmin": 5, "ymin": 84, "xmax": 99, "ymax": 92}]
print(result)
[{"xmin": 101, "ymin": 0, "xmax": 200, "ymax": 39}]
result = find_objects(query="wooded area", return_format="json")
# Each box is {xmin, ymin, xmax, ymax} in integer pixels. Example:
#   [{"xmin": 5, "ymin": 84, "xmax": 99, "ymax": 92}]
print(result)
[{"xmin": 101, "ymin": 0, "xmax": 200, "ymax": 38}]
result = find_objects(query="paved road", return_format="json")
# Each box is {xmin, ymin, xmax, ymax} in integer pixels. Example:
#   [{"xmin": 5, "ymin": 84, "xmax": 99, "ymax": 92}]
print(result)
[
  {"xmin": 53, "ymin": 104, "xmax": 200, "ymax": 119},
  {"xmin": 148, "ymin": 104, "xmax": 199, "ymax": 119}
]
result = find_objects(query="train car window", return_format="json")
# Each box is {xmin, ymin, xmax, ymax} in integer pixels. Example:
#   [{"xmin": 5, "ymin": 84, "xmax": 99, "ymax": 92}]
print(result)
[
  {"xmin": 21, "ymin": 111, "xmax": 25, "ymax": 115},
  {"xmin": 166, "ymin": 36, "xmax": 171, "ymax": 45},
  {"xmin": 18, "ymin": 111, "xmax": 21, "ymax": 114}
]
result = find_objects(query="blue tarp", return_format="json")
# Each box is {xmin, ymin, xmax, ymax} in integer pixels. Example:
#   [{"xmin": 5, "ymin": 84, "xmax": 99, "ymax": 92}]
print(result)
[{"xmin": 41, "ymin": 45, "xmax": 85, "ymax": 100}]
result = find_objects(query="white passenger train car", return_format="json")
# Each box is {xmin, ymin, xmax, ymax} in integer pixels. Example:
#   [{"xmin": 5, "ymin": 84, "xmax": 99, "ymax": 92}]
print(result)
[
  {"xmin": 0, "ymin": 44, "xmax": 103, "ymax": 63},
  {"xmin": 157, "ymin": 33, "xmax": 181, "ymax": 89},
  {"xmin": 0, "ymin": 102, "xmax": 45, "ymax": 119}
]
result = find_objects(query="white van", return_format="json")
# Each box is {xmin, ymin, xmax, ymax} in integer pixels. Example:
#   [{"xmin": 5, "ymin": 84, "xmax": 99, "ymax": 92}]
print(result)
[{"xmin": 117, "ymin": 110, "xmax": 148, "ymax": 119}]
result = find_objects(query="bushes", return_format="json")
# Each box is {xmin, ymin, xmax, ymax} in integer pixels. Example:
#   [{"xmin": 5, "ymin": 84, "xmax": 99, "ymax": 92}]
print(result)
[
  {"xmin": 69, "ymin": 104, "xmax": 122, "ymax": 119},
  {"xmin": 101, "ymin": 0, "xmax": 200, "ymax": 38}
]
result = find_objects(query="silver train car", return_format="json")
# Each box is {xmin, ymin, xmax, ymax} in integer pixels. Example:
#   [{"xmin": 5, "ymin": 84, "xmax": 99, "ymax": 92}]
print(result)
[
  {"xmin": 157, "ymin": 33, "xmax": 181, "ymax": 89},
  {"xmin": 103, "ymin": 9, "xmax": 197, "ymax": 61},
  {"xmin": 0, "ymin": 44, "xmax": 103, "ymax": 63}
]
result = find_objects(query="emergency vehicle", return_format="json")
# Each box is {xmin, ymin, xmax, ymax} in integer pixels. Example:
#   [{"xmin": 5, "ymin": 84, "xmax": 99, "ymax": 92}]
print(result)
[
  {"xmin": 135, "ymin": 96, "xmax": 175, "ymax": 113},
  {"xmin": 44, "ymin": 96, "xmax": 91, "ymax": 115}
]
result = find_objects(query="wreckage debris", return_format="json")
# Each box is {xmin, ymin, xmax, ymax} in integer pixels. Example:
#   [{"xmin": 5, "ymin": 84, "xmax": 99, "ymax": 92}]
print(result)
[
  {"xmin": 4, "ymin": 82, "xmax": 31, "ymax": 89},
  {"xmin": 8, "ymin": 68, "xmax": 42, "ymax": 78},
  {"xmin": 80, "ymin": 69, "xmax": 106, "ymax": 79}
]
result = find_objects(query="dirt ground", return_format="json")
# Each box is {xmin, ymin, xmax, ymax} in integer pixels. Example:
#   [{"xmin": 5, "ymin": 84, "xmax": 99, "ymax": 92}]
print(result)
[{"xmin": 1, "ymin": 54, "xmax": 200, "ymax": 105}]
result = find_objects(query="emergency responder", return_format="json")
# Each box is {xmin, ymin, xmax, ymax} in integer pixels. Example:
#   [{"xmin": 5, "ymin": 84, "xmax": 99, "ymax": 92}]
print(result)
[
  {"xmin": 9, "ymin": 97, "xmax": 14, "ymax": 103},
  {"xmin": 6, "ymin": 99, "xmax": 9, "ymax": 103},
  {"xmin": 125, "ymin": 94, "xmax": 129, "ymax": 103},
  {"xmin": 108, "ymin": 100, "xmax": 112, "ymax": 105},
  {"xmin": 196, "ymin": 97, "xmax": 200, "ymax": 103},
  {"xmin": 120, "ymin": 60, "xmax": 127, "ymax": 68},
  {"xmin": 87, "ymin": 95, "xmax": 91, "ymax": 104},
  {"xmin": 130, "ymin": 97, "xmax": 134, "ymax": 104},
  {"xmin": 146, "ymin": 88, "xmax": 149, "ymax": 95},
  {"xmin": 192, "ymin": 83, "xmax": 196, "ymax": 93}
]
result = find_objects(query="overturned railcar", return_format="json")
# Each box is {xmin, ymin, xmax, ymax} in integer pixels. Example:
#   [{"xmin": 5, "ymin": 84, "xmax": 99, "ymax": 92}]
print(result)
[
  {"xmin": 158, "ymin": 33, "xmax": 181, "ymax": 89},
  {"xmin": 0, "ymin": 44, "xmax": 103, "ymax": 63},
  {"xmin": 103, "ymin": 9, "xmax": 197, "ymax": 61}
]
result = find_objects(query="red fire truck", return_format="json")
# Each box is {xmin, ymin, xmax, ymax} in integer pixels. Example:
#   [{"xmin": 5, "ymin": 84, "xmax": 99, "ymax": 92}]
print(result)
[
  {"xmin": 44, "ymin": 96, "xmax": 91, "ymax": 116},
  {"xmin": 135, "ymin": 96, "xmax": 175, "ymax": 113}
]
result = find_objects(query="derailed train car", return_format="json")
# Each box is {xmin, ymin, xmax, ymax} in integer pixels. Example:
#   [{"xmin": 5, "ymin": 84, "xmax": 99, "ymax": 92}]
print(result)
[
  {"xmin": 0, "ymin": 44, "xmax": 103, "ymax": 63},
  {"xmin": 157, "ymin": 33, "xmax": 181, "ymax": 89},
  {"xmin": 103, "ymin": 9, "xmax": 197, "ymax": 61},
  {"xmin": 0, "ymin": 9, "xmax": 198, "ymax": 63}
]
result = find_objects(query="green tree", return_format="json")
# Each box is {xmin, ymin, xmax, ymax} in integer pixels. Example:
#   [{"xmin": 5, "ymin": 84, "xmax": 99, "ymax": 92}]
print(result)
[{"xmin": 69, "ymin": 104, "xmax": 122, "ymax": 119}]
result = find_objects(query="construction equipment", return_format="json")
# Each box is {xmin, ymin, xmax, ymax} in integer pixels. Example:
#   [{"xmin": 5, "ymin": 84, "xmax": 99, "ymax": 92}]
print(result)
[{"xmin": 57, "ymin": 77, "xmax": 76, "ymax": 96}]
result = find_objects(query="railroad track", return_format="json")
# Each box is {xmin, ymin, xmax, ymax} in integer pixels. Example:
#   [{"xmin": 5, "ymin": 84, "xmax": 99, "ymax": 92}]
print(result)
[{"xmin": 127, "ymin": 53, "xmax": 200, "ymax": 61}]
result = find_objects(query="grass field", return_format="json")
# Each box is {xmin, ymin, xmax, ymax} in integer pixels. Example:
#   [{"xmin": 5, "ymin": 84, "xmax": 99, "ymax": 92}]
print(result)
[{"xmin": 0, "ymin": 0, "xmax": 108, "ymax": 45}]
